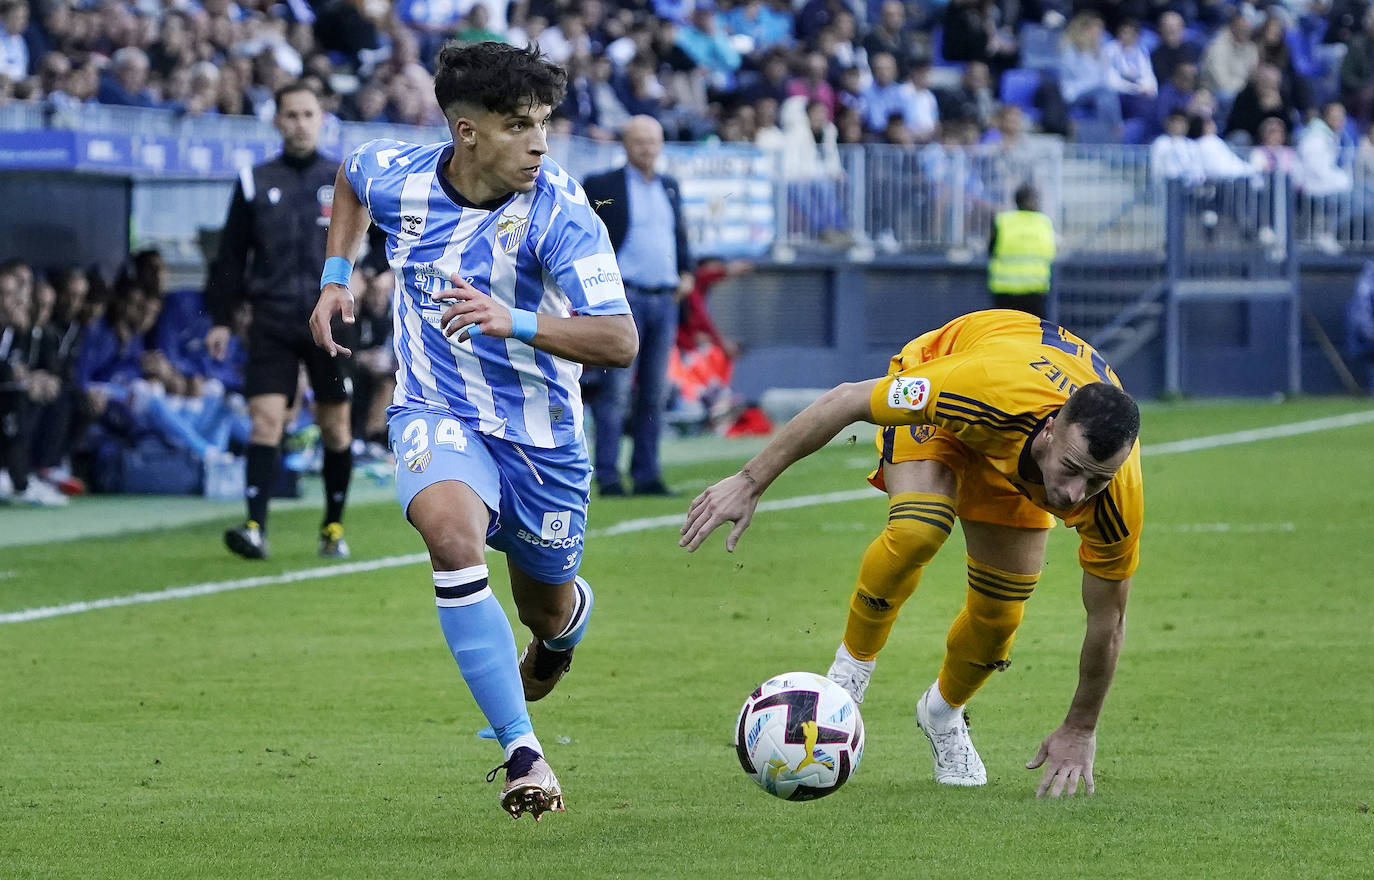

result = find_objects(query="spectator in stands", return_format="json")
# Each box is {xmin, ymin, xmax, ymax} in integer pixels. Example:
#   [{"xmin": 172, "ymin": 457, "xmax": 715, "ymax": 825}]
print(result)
[
  {"xmin": 721, "ymin": 0, "xmax": 793, "ymax": 58},
  {"xmin": 454, "ymin": 4, "xmax": 505, "ymax": 45},
  {"xmin": 1059, "ymin": 11, "xmax": 1123, "ymax": 136},
  {"xmin": 1155, "ymin": 61, "xmax": 1202, "ymax": 134},
  {"xmin": 942, "ymin": 0, "xmax": 1018, "ymax": 78},
  {"xmin": 1149, "ymin": 109, "xmax": 1205, "ymax": 184},
  {"xmin": 394, "ymin": 0, "xmax": 466, "ymax": 63},
  {"xmin": 787, "ymin": 49, "xmax": 837, "ymax": 120},
  {"xmin": 1250, "ymin": 116, "xmax": 1298, "ymax": 177},
  {"xmin": 1201, "ymin": 11, "xmax": 1258, "ymax": 105},
  {"xmin": 900, "ymin": 58, "xmax": 940, "ymax": 143},
  {"xmin": 1226, "ymin": 63, "xmax": 1295, "ymax": 145},
  {"xmin": 1103, "ymin": 19, "xmax": 1158, "ymax": 122},
  {"xmin": 1254, "ymin": 12, "xmax": 1311, "ymax": 118},
  {"xmin": 860, "ymin": 50, "xmax": 907, "ymax": 134},
  {"xmin": 1151, "ymin": 10, "xmax": 1201, "ymax": 85},
  {"xmin": 98, "ymin": 46, "xmax": 160, "ymax": 108},
  {"xmin": 1194, "ymin": 115, "xmax": 1254, "ymax": 181},
  {"xmin": 583, "ymin": 115, "xmax": 696, "ymax": 497},
  {"xmin": 0, "ymin": 0, "xmax": 30, "ymax": 81},
  {"xmin": 1340, "ymin": 6, "xmax": 1374, "ymax": 127},
  {"xmin": 0, "ymin": 260, "xmax": 66, "ymax": 506},
  {"xmin": 863, "ymin": 0, "xmax": 929, "ymax": 78},
  {"xmin": 815, "ymin": 10, "xmax": 866, "ymax": 80},
  {"xmin": 736, "ymin": 48, "xmax": 791, "ymax": 104},
  {"xmin": 676, "ymin": 2, "xmax": 741, "ymax": 89},
  {"xmin": 1297, "ymin": 101, "xmax": 1354, "ymax": 254},
  {"xmin": 939, "ymin": 60, "xmax": 996, "ymax": 130},
  {"xmin": 779, "ymin": 95, "xmax": 849, "ymax": 243}
]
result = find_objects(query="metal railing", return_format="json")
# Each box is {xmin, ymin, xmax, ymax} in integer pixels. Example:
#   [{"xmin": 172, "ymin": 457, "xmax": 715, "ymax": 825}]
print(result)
[{"xmin": 8, "ymin": 103, "xmax": 1374, "ymax": 261}]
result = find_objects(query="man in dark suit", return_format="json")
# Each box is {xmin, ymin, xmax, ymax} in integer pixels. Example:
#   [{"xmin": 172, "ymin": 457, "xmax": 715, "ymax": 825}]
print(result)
[{"xmin": 582, "ymin": 115, "xmax": 695, "ymax": 496}]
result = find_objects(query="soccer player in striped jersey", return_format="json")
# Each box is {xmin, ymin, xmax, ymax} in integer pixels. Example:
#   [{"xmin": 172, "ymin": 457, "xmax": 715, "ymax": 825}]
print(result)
[
  {"xmin": 681, "ymin": 310, "xmax": 1143, "ymax": 798},
  {"xmin": 309, "ymin": 42, "xmax": 638, "ymax": 820}
]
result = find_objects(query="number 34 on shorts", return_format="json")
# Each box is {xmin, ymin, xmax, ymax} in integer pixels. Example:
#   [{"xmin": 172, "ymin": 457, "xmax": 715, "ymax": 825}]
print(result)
[{"xmin": 397, "ymin": 414, "xmax": 466, "ymax": 474}]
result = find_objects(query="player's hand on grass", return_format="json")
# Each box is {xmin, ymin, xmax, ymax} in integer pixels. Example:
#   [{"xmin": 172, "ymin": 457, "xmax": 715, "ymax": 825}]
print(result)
[
  {"xmin": 1026, "ymin": 724, "xmax": 1096, "ymax": 798},
  {"xmin": 310, "ymin": 283, "xmax": 355, "ymax": 358},
  {"xmin": 680, "ymin": 472, "xmax": 760, "ymax": 553},
  {"xmin": 437, "ymin": 273, "xmax": 511, "ymax": 342}
]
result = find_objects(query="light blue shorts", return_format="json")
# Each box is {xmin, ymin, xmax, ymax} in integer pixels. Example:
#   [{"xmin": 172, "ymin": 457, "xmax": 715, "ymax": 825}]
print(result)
[{"xmin": 389, "ymin": 406, "xmax": 591, "ymax": 583}]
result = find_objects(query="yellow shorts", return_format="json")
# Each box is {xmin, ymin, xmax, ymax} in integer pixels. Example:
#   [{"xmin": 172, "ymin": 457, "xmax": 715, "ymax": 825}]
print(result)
[{"xmin": 869, "ymin": 425, "xmax": 1054, "ymax": 530}]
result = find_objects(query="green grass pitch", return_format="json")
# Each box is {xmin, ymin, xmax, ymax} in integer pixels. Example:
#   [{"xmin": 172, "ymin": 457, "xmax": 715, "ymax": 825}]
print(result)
[{"xmin": 1, "ymin": 398, "xmax": 1371, "ymax": 879}]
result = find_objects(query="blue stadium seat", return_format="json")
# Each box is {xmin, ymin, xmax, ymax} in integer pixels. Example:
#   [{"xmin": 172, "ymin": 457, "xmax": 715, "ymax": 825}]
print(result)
[
  {"xmin": 1000, "ymin": 68, "xmax": 1043, "ymax": 117},
  {"xmin": 1018, "ymin": 23, "xmax": 1062, "ymax": 71}
]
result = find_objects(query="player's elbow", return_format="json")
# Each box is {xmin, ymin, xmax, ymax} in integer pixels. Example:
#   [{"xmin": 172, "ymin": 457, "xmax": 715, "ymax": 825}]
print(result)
[
  {"xmin": 603, "ymin": 319, "xmax": 639, "ymax": 367},
  {"xmin": 822, "ymin": 381, "xmax": 877, "ymax": 424}
]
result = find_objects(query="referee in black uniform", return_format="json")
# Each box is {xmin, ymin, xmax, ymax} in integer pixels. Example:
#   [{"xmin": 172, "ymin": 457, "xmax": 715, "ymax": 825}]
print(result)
[{"xmin": 204, "ymin": 81, "xmax": 356, "ymax": 560}]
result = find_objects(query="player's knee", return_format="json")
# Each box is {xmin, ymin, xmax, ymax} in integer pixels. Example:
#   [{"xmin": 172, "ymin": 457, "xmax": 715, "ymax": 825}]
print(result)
[
  {"xmin": 422, "ymin": 528, "xmax": 487, "ymax": 573},
  {"xmin": 881, "ymin": 493, "xmax": 956, "ymax": 568}
]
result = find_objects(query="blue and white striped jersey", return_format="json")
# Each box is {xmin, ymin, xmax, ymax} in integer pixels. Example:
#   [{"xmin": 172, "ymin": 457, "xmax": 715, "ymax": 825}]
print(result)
[{"xmin": 345, "ymin": 138, "xmax": 630, "ymax": 448}]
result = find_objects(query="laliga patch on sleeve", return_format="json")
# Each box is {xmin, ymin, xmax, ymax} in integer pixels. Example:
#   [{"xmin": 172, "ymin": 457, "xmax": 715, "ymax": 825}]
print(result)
[
  {"xmin": 572, "ymin": 253, "xmax": 625, "ymax": 306},
  {"xmin": 888, "ymin": 376, "xmax": 931, "ymax": 411}
]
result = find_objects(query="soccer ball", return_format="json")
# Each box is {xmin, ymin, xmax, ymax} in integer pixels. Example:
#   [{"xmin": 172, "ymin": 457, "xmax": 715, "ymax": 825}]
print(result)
[{"xmin": 733, "ymin": 671, "xmax": 864, "ymax": 801}]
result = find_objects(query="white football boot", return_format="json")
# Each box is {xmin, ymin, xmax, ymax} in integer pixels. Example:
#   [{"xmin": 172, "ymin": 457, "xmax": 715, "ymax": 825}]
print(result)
[
  {"xmin": 825, "ymin": 643, "xmax": 875, "ymax": 705},
  {"xmin": 916, "ymin": 682, "xmax": 987, "ymax": 786}
]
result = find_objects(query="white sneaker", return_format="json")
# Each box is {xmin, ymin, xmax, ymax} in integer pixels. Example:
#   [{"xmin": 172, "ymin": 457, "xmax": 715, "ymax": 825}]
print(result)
[
  {"xmin": 16, "ymin": 479, "xmax": 70, "ymax": 507},
  {"xmin": 825, "ymin": 643, "xmax": 875, "ymax": 705},
  {"xmin": 915, "ymin": 683, "xmax": 987, "ymax": 786}
]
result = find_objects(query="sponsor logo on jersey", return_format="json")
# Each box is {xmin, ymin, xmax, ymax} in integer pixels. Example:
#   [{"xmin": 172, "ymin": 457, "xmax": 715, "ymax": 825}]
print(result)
[
  {"xmin": 514, "ymin": 529, "xmax": 584, "ymax": 550},
  {"xmin": 889, "ymin": 377, "xmax": 930, "ymax": 411},
  {"xmin": 540, "ymin": 510, "xmax": 571, "ymax": 540},
  {"xmin": 496, "ymin": 213, "xmax": 530, "ymax": 253},
  {"xmin": 572, "ymin": 253, "xmax": 625, "ymax": 306},
  {"xmin": 401, "ymin": 213, "xmax": 424, "ymax": 237}
]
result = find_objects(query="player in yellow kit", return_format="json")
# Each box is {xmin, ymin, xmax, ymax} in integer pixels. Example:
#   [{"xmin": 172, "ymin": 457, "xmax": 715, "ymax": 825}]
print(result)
[{"xmin": 680, "ymin": 310, "xmax": 1143, "ymax": 798}]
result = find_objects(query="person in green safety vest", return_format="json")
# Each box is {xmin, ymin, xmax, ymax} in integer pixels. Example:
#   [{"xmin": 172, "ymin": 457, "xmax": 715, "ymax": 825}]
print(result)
[{"xmin": 987, "ymin": 184, "xmax": 1057, "ymax": 318}]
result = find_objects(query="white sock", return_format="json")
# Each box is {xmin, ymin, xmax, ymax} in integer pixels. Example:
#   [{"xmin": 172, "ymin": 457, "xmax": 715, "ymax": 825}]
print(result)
[
  {"xmin": 505, "ymin": 733, "xmax": 543, "ymax": 760},
  {"xmin": 925, "ymin": 681, "xmax": 962, "ymax": 726},
  {"xmin": 835, "ymin": 642, "xmax": 874, "ymax": 670}
]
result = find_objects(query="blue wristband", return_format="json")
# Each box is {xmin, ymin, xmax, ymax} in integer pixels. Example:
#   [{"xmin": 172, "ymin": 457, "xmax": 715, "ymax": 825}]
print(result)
[
  {"xmin": 510, "ymin": 308, "xmax": 538, "ymax": 343},
  {"xmin": 320, "ymin": 256, "xmax": 352, "ymax": 289}
]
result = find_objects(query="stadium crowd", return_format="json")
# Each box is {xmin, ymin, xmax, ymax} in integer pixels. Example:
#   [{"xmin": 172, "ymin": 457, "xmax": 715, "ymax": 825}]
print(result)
[{"xmin": 0, "ymin": 0, "xmax": 1371, "ymax": 150}]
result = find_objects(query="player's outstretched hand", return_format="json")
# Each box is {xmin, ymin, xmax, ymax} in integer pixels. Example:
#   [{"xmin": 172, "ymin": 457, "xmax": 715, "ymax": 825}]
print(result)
[
  {"xmin": 1026, "ymin": 724, "xmax": 1096, "ymax": 798},
  {"xmin": 679, "ymin": 472, "xmax": 760, "ymax": 553},
  {"xmin": 436, "ymin": 273, "xmax": 512, "ymax": 342},
  {"xmin": 310, "ymin": 282, "xmax": 356, "ymax": 358}
]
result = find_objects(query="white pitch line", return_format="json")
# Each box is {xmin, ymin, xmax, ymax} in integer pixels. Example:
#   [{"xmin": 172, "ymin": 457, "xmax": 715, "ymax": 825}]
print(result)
[
  {"xmin": 4, "ymin": 410, "xmax": 1372, "ymax": 626},
  {"xmin": 1141, "ymin": 409, "xmax": 1374, "ymax": 455}
]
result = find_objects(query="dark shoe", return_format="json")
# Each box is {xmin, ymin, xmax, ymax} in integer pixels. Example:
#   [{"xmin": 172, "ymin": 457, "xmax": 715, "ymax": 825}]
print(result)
[
  {"xmin": 519, "ymin": 638, "xmax": 574, "ymax": 701},
  {"xmin": 598, "ymin": 481, "xmax": 627, "ymax": 497},
  {"xmin": 633, "ymin": 479, "xmax": 678, "ymax": 497},
  {"xmin": 224, "ymin": 521, "xmax": 269, "ymax": 560}
]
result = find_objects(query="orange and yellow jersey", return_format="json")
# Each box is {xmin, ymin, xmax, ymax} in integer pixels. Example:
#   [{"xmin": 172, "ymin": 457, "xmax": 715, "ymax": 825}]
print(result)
[{"xmin": 868, "ymin": 310, "xmax": 1144, "ymax": 581}]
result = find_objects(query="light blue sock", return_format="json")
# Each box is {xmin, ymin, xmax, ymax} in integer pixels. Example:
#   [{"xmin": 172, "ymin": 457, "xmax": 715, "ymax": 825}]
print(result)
[
  {"xmin": 543, "ymin": 576, "xmax": 594, "ymax": 652},
  {"xmin": 434, "ymin": 565, "xmax": 532, "ymax": 750}
]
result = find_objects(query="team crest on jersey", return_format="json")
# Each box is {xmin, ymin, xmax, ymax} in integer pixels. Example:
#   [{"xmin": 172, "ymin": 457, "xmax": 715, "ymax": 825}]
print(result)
[
  {"xmin": 401, "ymin": 213, "xmax": 425, "ymax": 237},
  {"xmin": 889, "ymin": 377, "xmax": 930, "ymax": 411},
  {"xmin": 911, "ymin": 424, "xmax": 936, "ymax": 443},
  {"xmin": 496, "ymin": 213, "xmax": 530, "ymax": 253},
  {"xmin": 405, "ymin": 449, "xmax": 432, "ymax": 474}
]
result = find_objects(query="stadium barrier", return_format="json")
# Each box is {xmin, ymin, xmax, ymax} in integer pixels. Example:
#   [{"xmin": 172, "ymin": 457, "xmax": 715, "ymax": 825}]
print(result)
[{"xmin": 6, "ymin": 104, "xmax": 1374, "ymax": 261}]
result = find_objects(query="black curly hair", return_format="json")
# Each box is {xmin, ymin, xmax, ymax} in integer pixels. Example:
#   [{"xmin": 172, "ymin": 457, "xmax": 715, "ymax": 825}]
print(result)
[
  {"xmin": 433, "ymin": 42, "xmax": 568, "ymax": 121},
  {"xmin": 1060, "ymin": 382, "xmax": 1140, "ymax": 461}
]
